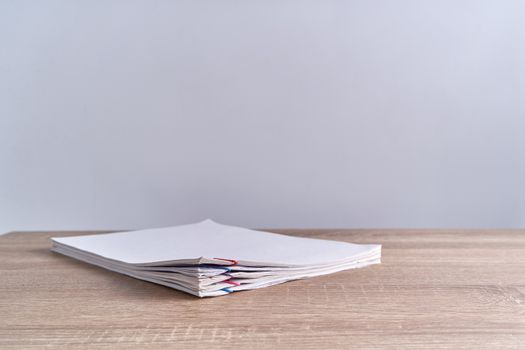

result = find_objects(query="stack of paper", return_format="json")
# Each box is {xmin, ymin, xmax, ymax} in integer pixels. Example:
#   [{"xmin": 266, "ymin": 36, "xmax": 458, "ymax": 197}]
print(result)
[{"xmin": 51, "ymin": 219, "xmax": 381, "ymax": 297}]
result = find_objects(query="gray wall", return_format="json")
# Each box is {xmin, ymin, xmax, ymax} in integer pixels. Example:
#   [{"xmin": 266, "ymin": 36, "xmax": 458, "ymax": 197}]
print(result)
[{"xmin": 1, "ymin": 0, "xmax": 524, "ymax": 233}]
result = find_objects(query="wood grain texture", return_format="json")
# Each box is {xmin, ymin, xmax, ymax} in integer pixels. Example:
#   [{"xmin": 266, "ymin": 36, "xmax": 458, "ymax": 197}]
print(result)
[{"xmin": 1, "ymin": 229, "xmax": 524, "ymax": 349}]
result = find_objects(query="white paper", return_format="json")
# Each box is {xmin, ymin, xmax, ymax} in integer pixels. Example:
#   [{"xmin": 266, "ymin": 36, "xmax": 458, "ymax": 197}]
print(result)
[
  {"xmin": 52, "ymin": 219, "xmax": 379, "ymax": 267},
  {"xmin": 51, "ymin": 219, "xmax": 381, "ymax": 297}
]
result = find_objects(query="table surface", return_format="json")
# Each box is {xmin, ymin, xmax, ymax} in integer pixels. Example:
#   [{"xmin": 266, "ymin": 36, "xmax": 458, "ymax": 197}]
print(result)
[{"xmin": 1, "ymin": 229, "xmax": 524, "ymax": 349}]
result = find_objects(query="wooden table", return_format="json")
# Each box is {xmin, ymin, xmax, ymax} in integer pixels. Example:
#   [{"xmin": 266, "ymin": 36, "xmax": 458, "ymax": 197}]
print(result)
[{"xmin": 1, "ymin": 229, "xmax": 524, "ymax": 349}]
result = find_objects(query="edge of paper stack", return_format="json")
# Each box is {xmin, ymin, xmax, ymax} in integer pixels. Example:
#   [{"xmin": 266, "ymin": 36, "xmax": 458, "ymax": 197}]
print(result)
[{"xmin": 51, "ymin": 220, "xmax": 381, "ymax": 297}]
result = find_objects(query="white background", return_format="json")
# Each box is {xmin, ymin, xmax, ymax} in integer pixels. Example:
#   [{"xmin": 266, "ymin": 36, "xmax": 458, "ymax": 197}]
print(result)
[{"xmin": 1, "ymin": 0, "xmax": 524, "ymax": 234}]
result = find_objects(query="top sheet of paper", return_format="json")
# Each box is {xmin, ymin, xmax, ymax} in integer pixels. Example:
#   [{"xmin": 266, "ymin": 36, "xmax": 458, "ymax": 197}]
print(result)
[{"xmin": 52, "ymin": 219, "xmax": 380, "ymax": 266}]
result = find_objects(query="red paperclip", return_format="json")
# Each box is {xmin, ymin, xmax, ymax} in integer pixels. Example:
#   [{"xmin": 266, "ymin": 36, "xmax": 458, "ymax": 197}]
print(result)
[
  {"xmin": 214, "ymin": 258, "xmax": 238, "ymax": 265},
  {"xmin": 224, "ymin": 280, "xmax": 240, "ymax": 286}
]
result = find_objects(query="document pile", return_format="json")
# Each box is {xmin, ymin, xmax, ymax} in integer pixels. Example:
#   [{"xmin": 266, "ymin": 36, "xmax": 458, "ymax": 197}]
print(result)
[{"xmin": 51, "ymin": 220, "xmax": 381, "ymax": 297}]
